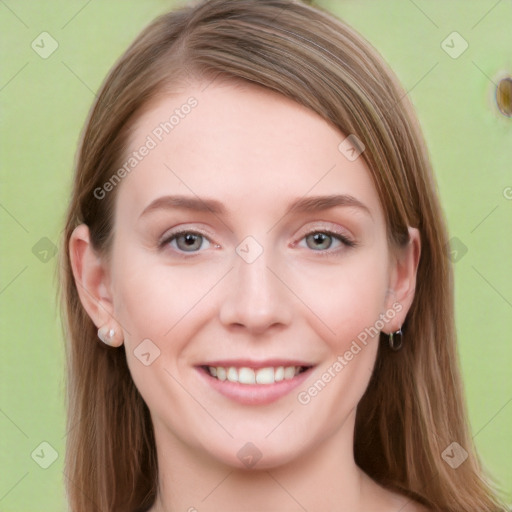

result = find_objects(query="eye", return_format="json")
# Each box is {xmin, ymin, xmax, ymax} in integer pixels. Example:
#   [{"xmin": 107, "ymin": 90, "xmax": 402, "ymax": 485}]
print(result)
[
  {"xmin": 299, "ymin": 230, "xmax": 355, "ymax": 251},
  {"xmin": 161, "ymin": 230, "xmax": 212, "ymax": 253}
]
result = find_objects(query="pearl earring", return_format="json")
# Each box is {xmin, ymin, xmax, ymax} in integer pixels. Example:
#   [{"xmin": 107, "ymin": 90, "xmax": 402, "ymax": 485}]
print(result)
[{"xmin": 97, "ymin": 325, "xmax": 123, "ymax": 347}]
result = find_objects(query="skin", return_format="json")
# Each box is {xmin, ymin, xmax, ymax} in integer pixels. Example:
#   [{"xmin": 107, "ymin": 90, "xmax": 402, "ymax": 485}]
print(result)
[{"xmin": 70, "ymin": 79, "xmax": 424, "ymax": 511}]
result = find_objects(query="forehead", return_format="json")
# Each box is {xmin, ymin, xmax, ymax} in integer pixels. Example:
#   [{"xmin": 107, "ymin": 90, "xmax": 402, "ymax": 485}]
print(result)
[{"xmin": 116, "ymin": 80, "xmax": 383, "ymax": 222}]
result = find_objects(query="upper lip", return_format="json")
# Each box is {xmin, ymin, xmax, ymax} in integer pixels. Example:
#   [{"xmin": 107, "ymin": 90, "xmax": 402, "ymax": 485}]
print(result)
[{"xmin": 198, "ymin": 359, "xmax": 314, "ymax": 369}]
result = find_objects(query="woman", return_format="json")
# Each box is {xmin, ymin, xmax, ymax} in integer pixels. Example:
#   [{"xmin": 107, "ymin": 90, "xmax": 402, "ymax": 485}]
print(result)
[{"xmin": 60, "ymin": 0, "xmax": 508, "ymax": 510}]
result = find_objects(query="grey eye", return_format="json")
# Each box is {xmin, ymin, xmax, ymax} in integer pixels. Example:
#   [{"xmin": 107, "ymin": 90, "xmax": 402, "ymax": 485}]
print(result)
[
  {"xmin": 170, "ymin": 232, "xmax": 211, "ymax": 252},
  {"xmin": 305, "ymin": 232, "xmax": 335, "ymax": 250}
]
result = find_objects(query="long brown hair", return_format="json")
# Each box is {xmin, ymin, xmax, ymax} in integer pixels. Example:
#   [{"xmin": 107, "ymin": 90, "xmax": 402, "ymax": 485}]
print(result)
[{"xmin": 59, "ymin": 0, "xmax": 509, "ymax": 510}]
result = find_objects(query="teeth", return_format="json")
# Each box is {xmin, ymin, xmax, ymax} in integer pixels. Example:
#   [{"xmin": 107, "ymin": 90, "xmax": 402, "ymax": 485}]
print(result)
[
  {"xmin": 227, "ymin": 367, "xmax": 238, "ymax": 382},
  {"xmin": 284, "ymin": 366, "xmax": 296, "ymax": 379},
  {"xmin": 238, "ymin": 367, "xmax": 256, "ymax": 384},
  {"xmin": 256, "ymin": 367, "xmax": 274, "ymax": 384},
  {"xmin": 207, "ymin": 365, "xmax": 305, "ymax": 385},
  {"xmin": 274, "ymin": 366, "xmax": 284, "ymax": 382}
]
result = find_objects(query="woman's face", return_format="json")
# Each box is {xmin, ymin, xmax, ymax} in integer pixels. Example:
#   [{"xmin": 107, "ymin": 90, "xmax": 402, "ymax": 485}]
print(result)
[{"xmin": 95, "ymin": 79, "xmax": 417, "ymax": 468}]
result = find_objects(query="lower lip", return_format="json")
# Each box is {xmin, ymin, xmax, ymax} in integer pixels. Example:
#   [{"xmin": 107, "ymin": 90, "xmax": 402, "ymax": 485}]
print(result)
[{"xmin": 196, "ymin": 367, "xmax": 313, "ymax": 405}]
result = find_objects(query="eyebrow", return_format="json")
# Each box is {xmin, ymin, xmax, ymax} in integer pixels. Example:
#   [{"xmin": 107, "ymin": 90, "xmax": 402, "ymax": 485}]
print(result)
[{"xmin": 138, "ymin": 193, "xmax": 372, "ymax": 219}]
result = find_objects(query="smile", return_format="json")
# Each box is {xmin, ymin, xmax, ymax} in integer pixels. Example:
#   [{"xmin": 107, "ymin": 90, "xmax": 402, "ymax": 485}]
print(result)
[
  {"xmin": 197, "ymin": 361, "xmax": 314, "ymax": 405},
  {"xmin": 205, "ymin": 365, "xmax": 308, "ymax": 385}
]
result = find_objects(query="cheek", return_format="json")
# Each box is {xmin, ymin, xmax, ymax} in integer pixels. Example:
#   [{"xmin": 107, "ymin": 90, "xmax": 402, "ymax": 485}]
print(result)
[
  {"xmin": 292, "ymin": 257, "xmax": 388, "ymax": 435},
  {"xmin": 289, "ymin": 250, "xmax": 389, "ymax": 350},
  {"xmin": 109, "ymin": 250, "xmax": 230, "ymax": 403},
  {"xmin": 109, "ymin": 252, "xmax": 220, "ymax": 417},
  {"xmin": 111, "ymin": 250, "xmax": 223, "ymax": 344}
]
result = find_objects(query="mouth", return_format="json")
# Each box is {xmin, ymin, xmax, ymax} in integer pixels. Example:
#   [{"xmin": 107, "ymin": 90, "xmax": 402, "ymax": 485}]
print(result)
[
  {"xmin": 196, "ymin": 361, "xmax": 315, "ymax": 405},
  {"xmin": 201, "ymin": 364, "xmax": 311, "ymax": 385}
]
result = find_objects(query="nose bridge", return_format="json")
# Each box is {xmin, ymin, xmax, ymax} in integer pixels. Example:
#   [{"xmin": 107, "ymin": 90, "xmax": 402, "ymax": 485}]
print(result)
[{"xmin": 219, "ymin": 238, "xmax": 292, "ymax": 332}]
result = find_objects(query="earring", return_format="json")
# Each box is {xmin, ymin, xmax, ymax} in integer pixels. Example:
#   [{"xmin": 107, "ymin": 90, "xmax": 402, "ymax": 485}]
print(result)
[
  {"xmin": 388, "ymin": 327, "xmax": 403, "ymax": 351},
  {"xmin": 97, "ymin": 325, "xmax": 123, "ymax": 347}
]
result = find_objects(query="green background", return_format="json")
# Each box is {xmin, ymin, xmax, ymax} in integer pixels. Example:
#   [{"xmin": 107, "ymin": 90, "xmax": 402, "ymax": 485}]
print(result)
[{"xmin": 1, "ymin": 0, "xmax": 511, "ymax": 510}]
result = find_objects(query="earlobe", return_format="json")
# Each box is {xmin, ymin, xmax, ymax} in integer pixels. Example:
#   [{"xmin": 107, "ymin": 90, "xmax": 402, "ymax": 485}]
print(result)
[{"xmin": 69, "ymin": 224, "xmax": 123, "ymax": 346}]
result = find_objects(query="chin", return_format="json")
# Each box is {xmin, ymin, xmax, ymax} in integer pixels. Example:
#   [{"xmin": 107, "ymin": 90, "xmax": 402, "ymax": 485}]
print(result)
[{"xmin": 204, "ymin": 435, "xmax": 307, "ymax": 472}]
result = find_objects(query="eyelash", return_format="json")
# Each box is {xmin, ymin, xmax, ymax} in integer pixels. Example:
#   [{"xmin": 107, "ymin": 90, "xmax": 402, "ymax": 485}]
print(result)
[
  {"xmin": 159, "ymin": 228, "xmax": 357, "ymax": 257},
  {"xmin": 298, "ymin": 230, "xmax": 357, "ymax": 253}
]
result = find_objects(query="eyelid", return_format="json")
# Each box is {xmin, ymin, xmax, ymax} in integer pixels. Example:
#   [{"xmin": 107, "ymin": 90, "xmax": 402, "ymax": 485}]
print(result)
[
  {"xmin": 295, "ymin": 222, "xmax": 355, "ymax": 242},
  {"xmin": 299, "ymin": 231, "xmax": 354, "ymax": 247},
  {"xmin": 292, "ymin": 224, "xmax": 358, "ymax": 254}
]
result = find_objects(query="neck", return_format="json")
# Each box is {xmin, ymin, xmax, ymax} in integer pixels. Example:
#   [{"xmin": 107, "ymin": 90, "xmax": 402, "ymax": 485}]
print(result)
[{"xmin": 150, "ymin": 409, "xmax": 368, "ymax": 512}]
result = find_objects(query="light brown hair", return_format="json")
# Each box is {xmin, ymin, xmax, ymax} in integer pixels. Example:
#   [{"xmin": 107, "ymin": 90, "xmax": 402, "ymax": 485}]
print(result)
[{"xmin": 60, "ymin": 0, "xmax": 509, "ymax": 510}]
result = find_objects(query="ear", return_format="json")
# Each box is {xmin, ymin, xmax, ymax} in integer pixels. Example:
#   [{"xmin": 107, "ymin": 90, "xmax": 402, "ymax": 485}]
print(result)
[
  {"xmin": 69, "ymin": 224, "xmax": 117, "ymax": 333},
  {"xmin": 384, "ymin": 227, "xmax": 421, "ymax": 332}
]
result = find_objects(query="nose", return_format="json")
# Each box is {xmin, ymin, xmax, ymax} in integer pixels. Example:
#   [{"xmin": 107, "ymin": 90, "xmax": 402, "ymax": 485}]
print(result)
[{"xmin": 218, "ymin": 246, "xmax": 293, "ymax": 335}]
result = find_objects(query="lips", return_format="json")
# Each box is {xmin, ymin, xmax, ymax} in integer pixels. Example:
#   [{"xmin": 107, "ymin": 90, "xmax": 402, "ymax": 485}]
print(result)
[{"xmin": 196, "ymin": 360, "xmax": 314, "ymax": 405}]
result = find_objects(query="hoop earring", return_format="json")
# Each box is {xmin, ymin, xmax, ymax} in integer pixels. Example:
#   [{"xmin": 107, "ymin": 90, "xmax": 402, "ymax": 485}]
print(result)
[
  {"xmin": 388, "ymin": 327, "xmax": 403, "ymax": 351},
  {"xmin": 97, "ymin": 325, "xmax": 123, "ymax": 347}
]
